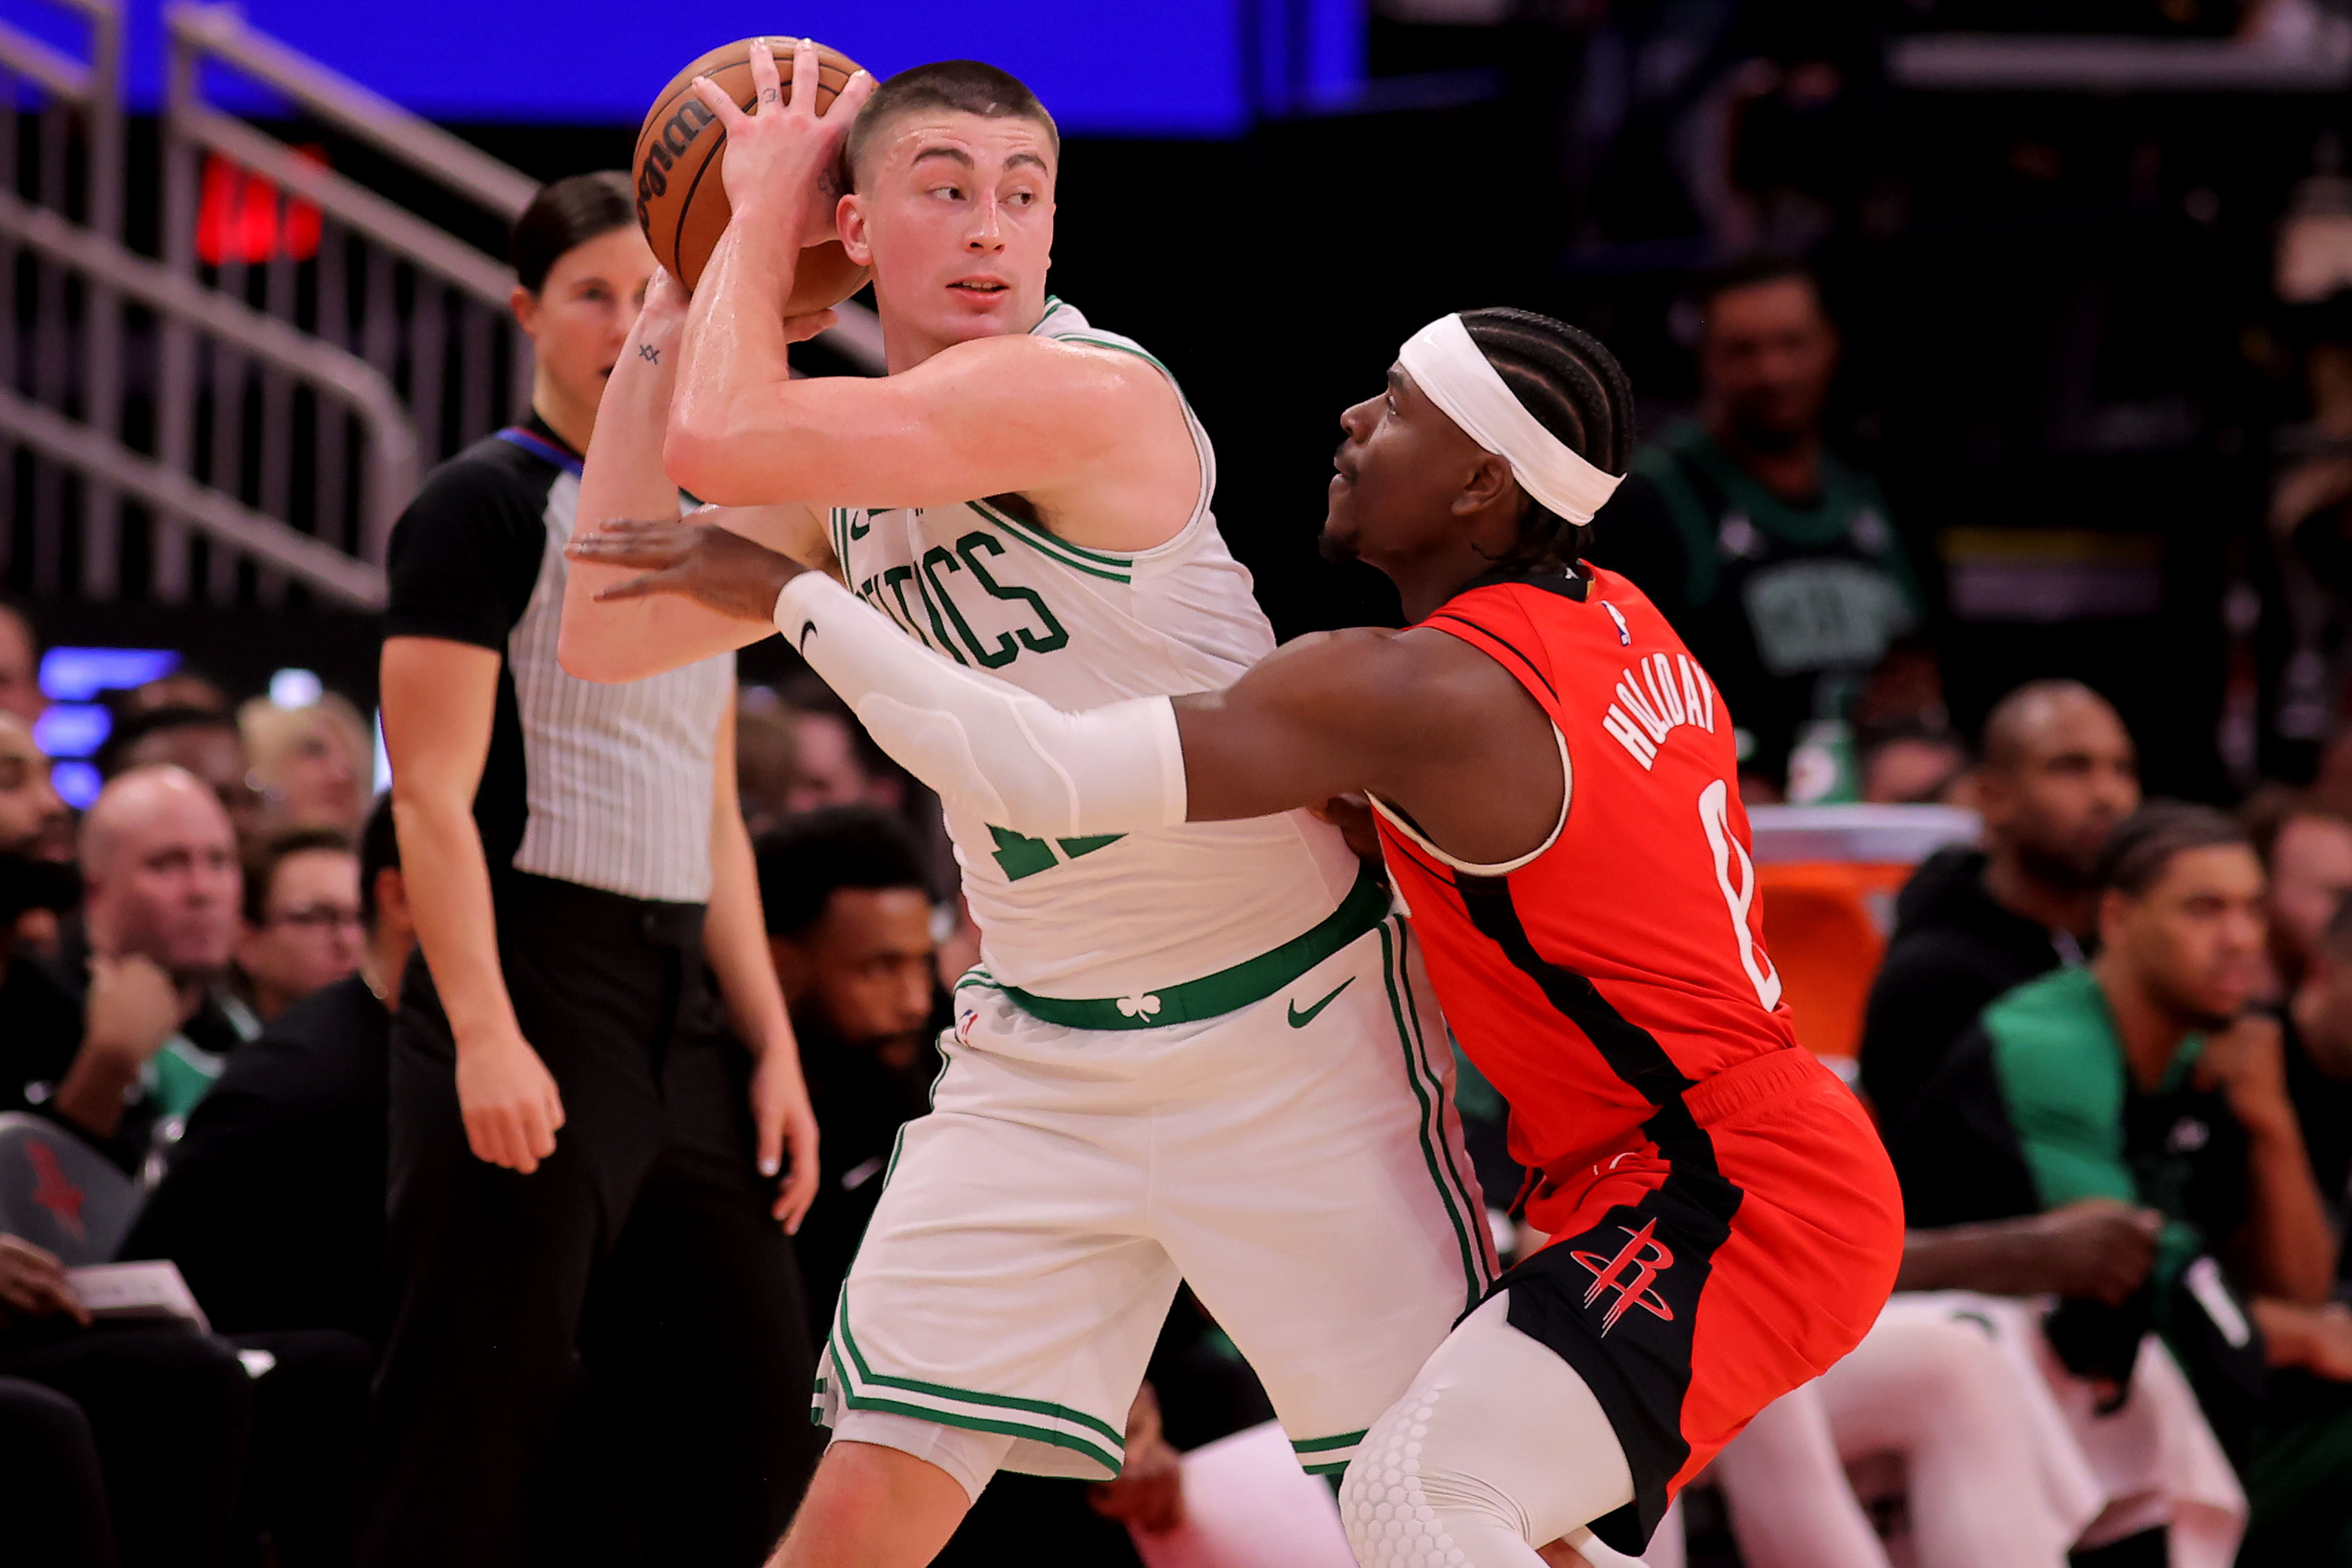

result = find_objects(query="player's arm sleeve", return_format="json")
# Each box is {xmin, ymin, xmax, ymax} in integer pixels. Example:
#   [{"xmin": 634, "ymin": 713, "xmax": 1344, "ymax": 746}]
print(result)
[{"xmin": 775, "ymin": 572, "xmax": 1187, "ymax": 837}]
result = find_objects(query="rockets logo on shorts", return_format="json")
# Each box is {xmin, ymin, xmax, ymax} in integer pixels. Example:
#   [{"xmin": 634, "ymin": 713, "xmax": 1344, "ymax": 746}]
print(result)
[{"xmin": 1569, "ymin": 1217, "xmax": 1676, "ymax": 1335}]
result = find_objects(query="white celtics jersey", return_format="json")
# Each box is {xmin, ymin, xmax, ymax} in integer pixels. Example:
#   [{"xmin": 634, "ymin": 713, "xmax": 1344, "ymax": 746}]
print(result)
[{"xmin": 827, "ymin": 298, "xmax": 1363, "ymax": 1000}]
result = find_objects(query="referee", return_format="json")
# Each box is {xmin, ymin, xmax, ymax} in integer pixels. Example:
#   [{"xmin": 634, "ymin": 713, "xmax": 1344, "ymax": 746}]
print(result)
[{"xmin": 362, "ymin": 173, "xmax": 821, "ymax": 1567}]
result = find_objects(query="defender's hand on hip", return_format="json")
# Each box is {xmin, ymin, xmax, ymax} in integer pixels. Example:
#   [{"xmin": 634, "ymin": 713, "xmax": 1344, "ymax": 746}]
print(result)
[
  {"xmin": 567, "ymin": 518, "xmax": 806, "ymax": 620},
  {"xmin": 455, "ymin": 1027, "xmax": 566, "ymax": 1174}
]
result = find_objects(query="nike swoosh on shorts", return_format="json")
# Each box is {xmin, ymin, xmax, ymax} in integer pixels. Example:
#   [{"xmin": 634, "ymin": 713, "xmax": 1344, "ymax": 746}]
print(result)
[{"xmin": 1287, "ymin": 977, "xmax": 1355, "ymax": 1029}]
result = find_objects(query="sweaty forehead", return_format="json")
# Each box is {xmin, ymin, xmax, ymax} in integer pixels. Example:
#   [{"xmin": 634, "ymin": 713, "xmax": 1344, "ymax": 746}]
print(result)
[{"xmin": 866, "ymin": 109, "xmax": 1056, "ymax": 180}]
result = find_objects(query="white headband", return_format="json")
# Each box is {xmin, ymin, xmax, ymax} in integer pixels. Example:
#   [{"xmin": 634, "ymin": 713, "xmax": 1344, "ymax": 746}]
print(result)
[{"xmin": 1396, "ymin": 313, "xmax": 1623, "ymax": 526}]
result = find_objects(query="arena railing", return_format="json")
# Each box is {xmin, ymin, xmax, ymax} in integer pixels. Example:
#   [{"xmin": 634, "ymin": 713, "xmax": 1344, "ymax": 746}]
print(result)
[
  {"xmin": 156, "ymin": 1, "xmax": 539, "ymax": 602},
  {"xmin": 0, "ymin": 185, "xmax": 403, "ymax": 608},
  {"xmin": 0, "ymin": 0, "xmax": 125, "ymax": 597},
  {"xmin": 155, "ymin": 3, "xmax": 883, "ymax": 605}
]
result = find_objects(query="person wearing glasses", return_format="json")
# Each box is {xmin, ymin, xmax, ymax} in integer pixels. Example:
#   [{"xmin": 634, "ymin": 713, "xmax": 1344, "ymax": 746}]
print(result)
[{"xmin": 235, "ymin": 827, "xmax": 365, "ymax": 1025}]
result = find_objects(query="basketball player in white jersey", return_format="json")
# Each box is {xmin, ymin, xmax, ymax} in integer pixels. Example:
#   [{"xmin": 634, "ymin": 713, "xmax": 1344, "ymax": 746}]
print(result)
[{"xmin": 558, "ymin": 42, "xmax": 1492, "ymax": 1567}]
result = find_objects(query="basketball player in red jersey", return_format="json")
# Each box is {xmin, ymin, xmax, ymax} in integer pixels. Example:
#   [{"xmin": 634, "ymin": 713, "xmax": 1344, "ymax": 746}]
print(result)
[{"xmin": 569, "ymin": 307, "xmax": 1906, "ymax": 1566}]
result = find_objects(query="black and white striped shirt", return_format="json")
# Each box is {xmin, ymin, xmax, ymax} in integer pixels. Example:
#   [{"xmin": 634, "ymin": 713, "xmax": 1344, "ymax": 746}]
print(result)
[{"xmin": 384, "ymin": 415, "xmax": 730, "ymax": 905}]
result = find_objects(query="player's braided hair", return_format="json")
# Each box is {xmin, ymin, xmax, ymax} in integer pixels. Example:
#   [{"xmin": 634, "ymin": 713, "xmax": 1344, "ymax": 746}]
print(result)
[{"xmin": 1458, "ymin": 307, "xmax": 1635, "ymax": 575}]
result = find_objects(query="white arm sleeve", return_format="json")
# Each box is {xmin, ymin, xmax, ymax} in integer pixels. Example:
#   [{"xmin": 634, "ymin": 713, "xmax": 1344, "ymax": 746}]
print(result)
[{"xmin": 775, "ymin": 572, "xmax": 1187, "ymax": 837}]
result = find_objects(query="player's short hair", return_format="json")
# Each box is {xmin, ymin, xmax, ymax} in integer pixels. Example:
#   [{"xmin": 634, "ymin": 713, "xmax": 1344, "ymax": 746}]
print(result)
[
  {"xmin": 844, "ymin": 60, "xmax": 1058, "ymax": 190},
  {"xmin": 2094, "ymin": 800, "xmax": 2250, "ymax": 900},
  {"xmin": 757, "ymin": 805, "xmax": 933, "ymax": 938},
  {"xmin": 1459, "ymin": 307, "xmax": 1637, "ymax": 574},
  {"xmin": 358, "ymin": 792, "xmax": 399, "ymax": 934},
  {"xmin": 241, "ymin": 825, "xmax": 356, "ymax": 928},
  {"xmin": 510, "ymin": 171, "xmax": 637, "ymax": 294}
]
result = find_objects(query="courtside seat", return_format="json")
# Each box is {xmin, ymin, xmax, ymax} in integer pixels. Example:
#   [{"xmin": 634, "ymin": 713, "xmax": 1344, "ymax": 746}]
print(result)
[
  {"xmin": 0, "ymin": 1112, "xmax": 142, "ymax": 1265},
  {"xmin": 1747, "ymin": 806, "xmax": 1979, "ymax": 1085}
]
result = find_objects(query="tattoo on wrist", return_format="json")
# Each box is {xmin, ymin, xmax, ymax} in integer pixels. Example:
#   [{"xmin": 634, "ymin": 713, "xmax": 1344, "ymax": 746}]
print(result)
[{"xmin": 638, "ymin": 344, "xmax": 660, "ymax": 363}]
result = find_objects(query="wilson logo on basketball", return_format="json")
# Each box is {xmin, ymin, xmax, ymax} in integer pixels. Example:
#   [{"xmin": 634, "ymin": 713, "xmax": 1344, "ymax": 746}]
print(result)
[
  {"xmin": 1569, "ymin": 1218, "xmax": 1675, "ymax": 1335},
  {"xmin": 635, "ymin": 99, "xmax": 716, "ymax": 221}
]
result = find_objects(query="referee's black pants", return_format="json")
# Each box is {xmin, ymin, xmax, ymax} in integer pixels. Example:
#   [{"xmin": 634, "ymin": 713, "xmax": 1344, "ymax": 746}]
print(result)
[{"xmin": 357, "ymin": 872, "xmax": 820, "ymax": 1568}]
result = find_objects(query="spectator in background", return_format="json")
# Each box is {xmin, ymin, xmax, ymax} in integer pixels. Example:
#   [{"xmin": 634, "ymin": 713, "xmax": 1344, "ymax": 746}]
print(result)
[
  {"xmin": 736, "ymin": 688, "xmax": 803, "ymax": 843},
  {"xmin": 0, "ymin": 1234, "xmax": 252, "ymax": 1568},
  {"xmin": 125, "ymin": 798, "xmax": 410, "ymax": 1339},
  {"xmin": 99, "ymin": 704, "xmax": 266, "ymax": 846},
  {"xmin": 1591, "ymin": 255, "xmax": 1925, "ymax": 796},
  {"xmin": 757, "ymin": 806, "xmax": 941, "ymax": 1339},
  {"xmin": 118, "ymin": 669, "xmax": 231, "ymax": 718},
  {"xmin": 0, "ymin": 712, "xmax": 100, "ymax": 1123},
  {"xmin": 2245, "ymin": 791, "xmax": 2352, "ymax": 1002},
  {"xmin": 1860, "ymin": 680, "xmax": 2138, "ymax": 1130},
  {"xmin": 32, "ymin": 766, "xmax": 256, "ymax": 1170},
  {"xmin": 777, "ymin": 675, "xmax": 906, "ymax": 815},
  {"xmin": 0, "ymin": 591, "xmax": 44, "ymax": 726},
  {"xmin": 2287, "ymin": 896, "xmax": 2352, "ymax": 1253},
  {"xmin": 235, "ymin": 827, "xmax": 363, "ymax": 1024},
  {"xmin": 1857, "ymin": 718, "xmax": 1967, "ymax": 804},
  {"xmin": 1889, "ymin": 804, "xmax": 2352, "ymax": 1563},
  {"xmin": 241, "ymin": 693, "xmax": 373, "ymax": 838}
]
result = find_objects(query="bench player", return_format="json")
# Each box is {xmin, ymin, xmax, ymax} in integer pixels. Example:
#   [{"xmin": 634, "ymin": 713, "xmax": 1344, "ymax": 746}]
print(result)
[
  {"xmin": 572, "ymin": 306, "xmax": 1908, "ymax": 1565},
  {"xmin": 556, "ymin": 42, "xmax": 1492, "ymax": 1567}
]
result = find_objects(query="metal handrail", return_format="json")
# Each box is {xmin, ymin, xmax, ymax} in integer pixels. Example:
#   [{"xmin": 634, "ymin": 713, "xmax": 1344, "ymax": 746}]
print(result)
[
  {"xmin": 0, "ymin": 0, "xmax": 127, "ymax": 596},
  {"xmin": 0, "ymin": 20, "xmax": 90, "ymax": 100},
  {"xmin": 0, "ymin": 185, "xmax": 419, "ymax": 566},
  {"xmin": 179, "ymin": 105, "xmax": 517, "ymax": 308},
  {"xmin": 0, "ymin": 388, "xmax": 387, "ymax": 607},
  {"xmin": 166, "ymin": 2, "xmax": 538, "ymax": 220}
]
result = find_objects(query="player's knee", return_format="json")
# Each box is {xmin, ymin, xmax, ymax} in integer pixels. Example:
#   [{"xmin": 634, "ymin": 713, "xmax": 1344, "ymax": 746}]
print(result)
[{"xmin": 1339, "ymin": 1391, "xmax": 1521, "ymax": 1568}]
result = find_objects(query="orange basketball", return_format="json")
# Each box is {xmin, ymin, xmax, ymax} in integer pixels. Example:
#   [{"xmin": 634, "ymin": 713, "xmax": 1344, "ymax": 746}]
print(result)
[{"xmin": 633, "ymin": 36, "xmax": 872, "ymax": 305}]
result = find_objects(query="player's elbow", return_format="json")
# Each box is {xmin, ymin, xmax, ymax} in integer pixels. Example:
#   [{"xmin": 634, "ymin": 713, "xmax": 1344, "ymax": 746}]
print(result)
[{"xmin": 664, "ymin": 417, "xmax": 764, "ymax": 506}]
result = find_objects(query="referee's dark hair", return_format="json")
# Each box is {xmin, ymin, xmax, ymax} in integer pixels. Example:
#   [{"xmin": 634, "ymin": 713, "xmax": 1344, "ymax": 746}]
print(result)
[
  {"xmin": 1461, "ymin": 307, "xmax": 1637, "ymax": 576},
  {"xmin": 511, "ymin": 172, "xmax": 637, "ymax": 295},
  {"xmin": 359, "ymin": 793, "xmax": 400, "ymax": 933},
  {"xmin": 757, "ymin": 806, "xmax": 932, "ymax": 938},
  {"xmin": 241, "ymin": 825, "xmax": 357, "ymax": 928},
  {"xmin": 2094, "ymin": 800, "xmax": 2252, "ymax": 901}
]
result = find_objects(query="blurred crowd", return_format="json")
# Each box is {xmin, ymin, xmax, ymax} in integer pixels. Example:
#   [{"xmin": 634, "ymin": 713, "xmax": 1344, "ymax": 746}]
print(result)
[{"xmin": 11, "ymin": 247, "xmax": 2352, "ymax": 1566}]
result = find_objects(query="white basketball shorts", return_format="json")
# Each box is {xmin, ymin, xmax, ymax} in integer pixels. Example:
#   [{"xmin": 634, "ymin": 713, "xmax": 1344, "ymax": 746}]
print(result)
[{"xmin": 812, "ymin": 910, "xmax": 1496, "ymax": 1487}]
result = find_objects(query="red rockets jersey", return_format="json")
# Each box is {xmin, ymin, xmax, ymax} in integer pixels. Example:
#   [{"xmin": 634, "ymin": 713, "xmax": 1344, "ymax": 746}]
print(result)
[{"xmin": 1370, "ymin": 566, "xmax": 1799, "ymax": 1190}]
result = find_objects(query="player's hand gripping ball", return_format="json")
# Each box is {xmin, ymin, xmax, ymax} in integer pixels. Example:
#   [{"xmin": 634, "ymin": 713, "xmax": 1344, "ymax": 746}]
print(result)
[{"xmin": 633, "ymin": 35, "xmax": 873, "ymax": 306}]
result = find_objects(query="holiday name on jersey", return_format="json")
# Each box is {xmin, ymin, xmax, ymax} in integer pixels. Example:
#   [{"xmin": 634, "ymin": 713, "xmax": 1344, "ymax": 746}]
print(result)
[{"xmin": 1601, "ymin": 653, "xmax": 1719, "ymax": 771}]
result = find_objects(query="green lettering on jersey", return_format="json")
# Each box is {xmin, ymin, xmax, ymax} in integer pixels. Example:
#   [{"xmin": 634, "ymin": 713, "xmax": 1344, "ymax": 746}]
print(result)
[
  {"xmin": 920, "ymin": 546, "xmax": 1017, "ymax": 668},
  {"xmin": 987, "ymin": 825, "xmax": 1126, "ymax": 882},
  {"xmin": 957, "ymin": 532, "xmax": 1068, "ymax": 655}
]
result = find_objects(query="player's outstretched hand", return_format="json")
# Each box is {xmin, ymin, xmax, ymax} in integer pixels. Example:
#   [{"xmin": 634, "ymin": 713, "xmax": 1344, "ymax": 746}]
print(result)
[
  {"xmin": 751, "ymin": 1042, "xmax": 822, "ymax": 1232},
  {"xmin": 691, "ymin": 38, "xmax": 876, "ymax": 251},
  {"xmin": 568, "ymin": 518, "xmax": 807, "ymax": 621},
  {"xmin": 456, "ymin": 1026, "xmax": 566, "ymax": 1174}
]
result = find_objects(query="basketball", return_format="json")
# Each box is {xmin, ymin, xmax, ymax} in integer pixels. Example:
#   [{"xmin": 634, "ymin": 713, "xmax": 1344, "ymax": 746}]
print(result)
[{"xmin": 632, "ymin": 36, "xmax": 873, "ymax": 305}]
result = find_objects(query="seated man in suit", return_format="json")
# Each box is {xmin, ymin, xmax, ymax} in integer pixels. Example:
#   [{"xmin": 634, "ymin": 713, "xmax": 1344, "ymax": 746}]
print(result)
[{"xmin": 123, "ymin": 797, "xmax": 407, "ymax": 1339}]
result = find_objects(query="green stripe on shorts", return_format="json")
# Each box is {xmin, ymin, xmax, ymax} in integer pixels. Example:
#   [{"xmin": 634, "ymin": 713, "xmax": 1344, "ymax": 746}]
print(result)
[
  {"xmin": 1378, "ymin": 917, "xmax": 1490, "ymax": 1313},
  {"xmin": 829, "ymin": 1293, "xmax": 1126, "ymax": 1473}
]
